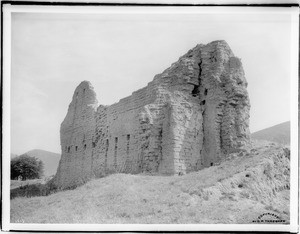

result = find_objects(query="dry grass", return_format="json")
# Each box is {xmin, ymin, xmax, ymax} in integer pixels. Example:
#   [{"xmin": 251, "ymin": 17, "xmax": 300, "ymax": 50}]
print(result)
[{"xmin": 10, "ymin": 142, "xmax": 290, "ymax": 224}]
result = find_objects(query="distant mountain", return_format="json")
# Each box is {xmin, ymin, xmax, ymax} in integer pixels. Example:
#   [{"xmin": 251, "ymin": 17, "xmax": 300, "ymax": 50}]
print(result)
[
  {"xmin": 251, "ymin": 121, "xmax": 290, "ymax": 145},
  {"xmin": 18, "ymin": 149, "xmax": 61, "ymax": 177},
  {"xmin": 11, "ymin": 153, "xmax": 18, "ymax": 158}
]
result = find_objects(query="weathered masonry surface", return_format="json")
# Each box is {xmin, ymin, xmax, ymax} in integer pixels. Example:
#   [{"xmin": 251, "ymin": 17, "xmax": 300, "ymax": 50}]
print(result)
[{"xmin": 53, "ymin": 40, "xmax": 251, "ymax": 189}]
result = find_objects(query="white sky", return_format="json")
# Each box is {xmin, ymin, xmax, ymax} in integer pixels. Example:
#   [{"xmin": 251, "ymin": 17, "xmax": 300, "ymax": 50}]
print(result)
[{"xmin": 10, "ymin": 7, "xmax": 292, "ymax": 154}]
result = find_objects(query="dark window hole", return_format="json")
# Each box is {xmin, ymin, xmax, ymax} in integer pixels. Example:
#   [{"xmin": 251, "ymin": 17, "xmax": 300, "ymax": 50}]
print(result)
[
  {"xmin": 201, "ymin": 100, "xmax": 206, "ymax": 105},
  {"xmin": 245, "ymin": 174, "xmax": 250, "ymax": 177},
  {"xmin": 204, "ymin": 89, "xmax": 208, "ymax": 96},
  {"xmin": 191, "ymin": 85, "xmax": 199, "ymax": 97},
  {"xmin": 127, "ymin": 135, "xmax": 130, "ymax": 154},
  {"xmin": 84, "ymin": 144, "xmax": 86, "ymax": 150},
  {"xmin": 105, "ymin": 139, "xmax": 109, "ymax": 153},
  {"xmin": 238, "ymin": 184, "xmax": 243, "ymax": 188},
  {"xmin": 75, "ymin": 146, "xmax": 78, "ymax": 151},
  {"xmin": 115, "ymin": 137, "xmax": 118, "ymax": 150},
  {"xmin": 210, "ymin": 162, "xmax": 213, "ymax": 166},
  {"xmin": 159, "ymin": 129, "xmax": 163, "ymax": 138}
]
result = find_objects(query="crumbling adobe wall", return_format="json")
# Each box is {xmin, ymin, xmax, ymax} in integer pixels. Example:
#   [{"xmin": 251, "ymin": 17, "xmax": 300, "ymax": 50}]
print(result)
[
  {"xmin": 91, "ymin": 83, "xmax": 160, "ymax": 176},
  {"xmin": 53, "ymin": 40, "xmax": 250, "ymax": 189},
  {"xmin": 54, "ymin": 82, "xmax": 98, "ymax": 188},
  {"xmin": 198, "ymin": 42, "xmax": 250, "ymax": 167}
]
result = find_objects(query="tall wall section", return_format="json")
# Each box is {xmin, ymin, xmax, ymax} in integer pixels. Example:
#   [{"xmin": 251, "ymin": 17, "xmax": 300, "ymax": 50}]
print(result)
[
  {"xmin": 52, "ymin": 40, "xmax": 250, "ymax": 189},
  {"xmin": 54, "ymin": 82, "xmax": 98, "ymax": 188}
]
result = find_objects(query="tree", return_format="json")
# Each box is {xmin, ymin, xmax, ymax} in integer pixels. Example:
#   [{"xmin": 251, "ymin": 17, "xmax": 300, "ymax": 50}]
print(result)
[{"xmin": 11, "ymin": 154, "xmax": 44, "ymax": 180}]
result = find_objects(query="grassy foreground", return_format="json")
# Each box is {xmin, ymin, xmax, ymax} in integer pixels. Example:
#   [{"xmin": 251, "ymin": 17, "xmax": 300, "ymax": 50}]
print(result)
[{"xmin": 11, "ymin": 142, "xmax": 290, "ymax": 224}]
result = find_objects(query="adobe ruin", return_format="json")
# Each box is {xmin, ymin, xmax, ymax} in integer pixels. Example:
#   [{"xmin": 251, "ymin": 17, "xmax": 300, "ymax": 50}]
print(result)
[{"xmin": 53, "ymin": 40, "xmax": 250, "ymax": 189}]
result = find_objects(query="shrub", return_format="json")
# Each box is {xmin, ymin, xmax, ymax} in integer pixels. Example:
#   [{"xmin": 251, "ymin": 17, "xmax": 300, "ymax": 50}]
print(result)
[
  {"xmin": 240, "ymin": 191, "xmax": 250, "ymax": 199},
  {"xmin": 220, "ymin": 191, "xmax": 236, "ymax": 201},
  {"xmin": 11, "ymin": 154, "xmax": 44, "ymax": 180}
]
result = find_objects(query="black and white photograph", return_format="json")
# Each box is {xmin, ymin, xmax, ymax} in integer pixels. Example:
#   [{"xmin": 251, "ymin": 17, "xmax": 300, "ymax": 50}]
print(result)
[{"xmin": 2, "ymin": 1, "xmax": 299, "ymax": 232}]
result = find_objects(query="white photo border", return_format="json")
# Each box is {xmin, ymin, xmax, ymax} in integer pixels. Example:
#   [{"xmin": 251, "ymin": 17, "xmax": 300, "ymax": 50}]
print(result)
[{"xmin": 2, "ymin": 2, "xmax": 299, "ymax": 232}]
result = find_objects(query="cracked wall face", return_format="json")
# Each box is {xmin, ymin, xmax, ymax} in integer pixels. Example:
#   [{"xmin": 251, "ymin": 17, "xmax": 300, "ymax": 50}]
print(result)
[{"xmin": 53, "ymin": 40, "xmax": 250, "ymax": 189}]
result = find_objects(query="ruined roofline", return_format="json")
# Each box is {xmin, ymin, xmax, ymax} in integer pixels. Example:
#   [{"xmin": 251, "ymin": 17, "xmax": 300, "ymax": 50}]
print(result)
[
  {"xmin": 63, "ymin": 39, "xmax": 243, "ymax": 124},
  {"xmin": 86, "ymin": 40, "xmax": 234, "ymax": 111}
]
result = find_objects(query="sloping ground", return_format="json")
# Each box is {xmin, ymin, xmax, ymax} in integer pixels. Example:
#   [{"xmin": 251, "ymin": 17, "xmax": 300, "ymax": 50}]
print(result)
[
  {"xmin": 251, "ymin": 121, "xmax": 290, "ymax": 145},
  {"xmin": 11, "ymin": 142, "xmax": 290, "ymax": 224},
  {"xmin": 22, "ymin": 149, "xmax": 61, "ymax": 177}
]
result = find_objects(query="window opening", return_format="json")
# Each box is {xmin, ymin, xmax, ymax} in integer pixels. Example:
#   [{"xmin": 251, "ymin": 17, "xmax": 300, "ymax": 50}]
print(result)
[
  {"xmin": 105, "ymin": 139, "xmax": 109, "ymax": 162},
  {"xmin": 106, "ymin": 139, "xmax": 109, "ymax": 149},
  {"xmin": 126, "ymin": 134, "xmax": 130, "ymax": 155},
  {"xmin": 114, "ymin": 137, "xmax": 118, "ymax": 169},
  {"xmin": 191, "ymin": 85, "xmax": 199, "ymax": 97}
]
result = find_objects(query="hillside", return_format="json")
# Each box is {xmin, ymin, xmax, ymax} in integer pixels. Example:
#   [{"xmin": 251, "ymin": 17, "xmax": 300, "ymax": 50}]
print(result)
[
  {"xmin": 20, "ymin": 149, "xmax": 61, "ymax": 177},
  {"xmin": 11, "ymin": 141, "xmax": 290, "ymax": 224},
  {"xmin": 251, "ymin": 121, "xmax": 290, "ymax": 145}
]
